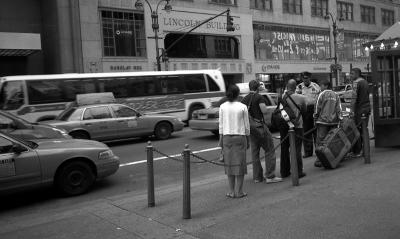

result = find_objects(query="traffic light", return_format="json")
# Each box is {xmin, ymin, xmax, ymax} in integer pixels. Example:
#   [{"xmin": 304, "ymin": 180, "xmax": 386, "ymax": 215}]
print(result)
[{"xmin": 226, "ymin": 10, "xmax": 235, "ymax": 32}]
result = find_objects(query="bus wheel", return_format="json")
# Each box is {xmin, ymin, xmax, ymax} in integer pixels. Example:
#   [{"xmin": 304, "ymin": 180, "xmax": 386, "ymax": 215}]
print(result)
[
  {"xmin": 188, "ymin": 105, "xmax": 204, "ymax": 121},
  {"xmin": 70, "ymin": 131, "xmax": 90, "ymax": 140},
  {"xmin": 154, "ymin": 122, "xmax": 172, "ymax": 140},
  {"xmin": 56, "ymin": 161, "xmax": 95, "ymax": 196}
]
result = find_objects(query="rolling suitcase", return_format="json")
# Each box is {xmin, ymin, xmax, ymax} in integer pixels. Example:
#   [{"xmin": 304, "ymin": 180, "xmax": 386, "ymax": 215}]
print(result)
[
  {"xmin": 315, "ymin": 128, "xmax": 352, "ymax": 169},
  {"xmin": 341, "ymin": 117, "xmax": 360, "ymax": 147}
]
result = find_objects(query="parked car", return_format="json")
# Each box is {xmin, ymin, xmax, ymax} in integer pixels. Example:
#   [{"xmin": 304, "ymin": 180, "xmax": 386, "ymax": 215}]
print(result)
[
  {"xmin": 0, "ymin": 110, "xmax": 71, "ymax": 140},
  {"xmin": 43, "ymin": 102, "xmax": 185, "ymax": 141},
  {"xmin": 189, "ymin": 91, "xmax": 277, "ymax": 135},
  {"xmin": 0, "ymin": 132, "xmax": 119, "ymax": 196},
  {"xmin": 333, "ymin": 84, "xmax": 353, "ymax": 109}
]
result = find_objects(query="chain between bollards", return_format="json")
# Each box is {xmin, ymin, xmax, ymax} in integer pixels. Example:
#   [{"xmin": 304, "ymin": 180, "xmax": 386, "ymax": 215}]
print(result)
[
  {"xmin": 361, "ymin": 116, "xmax": 371, "ymax": 164},
  {"xmin": 288, "ymin": 127, "xmax": 299, "ymax": 186},
  {"xmin": 183, "ymin": 144, "xmax": 191, "ymax": 219},
  {"xmin": 147, "ymin": 141, "xmax": 155, "ymax": 207}
]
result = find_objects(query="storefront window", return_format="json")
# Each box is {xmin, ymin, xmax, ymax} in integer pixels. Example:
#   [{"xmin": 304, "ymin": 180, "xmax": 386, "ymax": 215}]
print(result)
[
  {"xmin": 337, "ymin": 33, "xmax": 376, "ymax": 62},
  {"xmin": 165, "ymin": 33, "xmax": 239, "ymax": 59},
  {"xmin": 101, "ymin": 10, "xmax": 146, "ymax": 57},
  {"xmin": 253, "ymin": 23, "xmax": 330, "ymax": 61}
]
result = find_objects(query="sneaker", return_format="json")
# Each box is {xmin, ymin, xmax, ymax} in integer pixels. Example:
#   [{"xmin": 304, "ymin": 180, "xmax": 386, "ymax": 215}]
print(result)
[
  {"xmin": 254, "ymin": 178, "xmax": 265, "ymax": 183},
  {"xmin": 266, "ymin": 177, "xmax": 283, "ymax": 184}
]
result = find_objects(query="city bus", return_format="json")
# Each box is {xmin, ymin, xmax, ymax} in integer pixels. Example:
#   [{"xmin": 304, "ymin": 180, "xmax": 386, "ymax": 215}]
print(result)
[{"xmin": 0, "ymin": 70, "xmax": 225, "ymax": 122}]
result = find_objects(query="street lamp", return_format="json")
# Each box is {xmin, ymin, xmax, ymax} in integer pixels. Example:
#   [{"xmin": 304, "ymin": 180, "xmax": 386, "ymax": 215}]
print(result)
[
  {"xmin": 324, "ymin": 12, "xmax": 343, "ymax": 86},
  {"xmin": 135, "ymin": 0, "xmax": 172, "ymax": 71}
]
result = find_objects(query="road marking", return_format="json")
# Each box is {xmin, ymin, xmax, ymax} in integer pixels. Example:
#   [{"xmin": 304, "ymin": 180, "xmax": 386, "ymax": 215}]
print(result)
[{"xmin": 120, "ymin": 147, "xmax": 221, "ymax": 167}]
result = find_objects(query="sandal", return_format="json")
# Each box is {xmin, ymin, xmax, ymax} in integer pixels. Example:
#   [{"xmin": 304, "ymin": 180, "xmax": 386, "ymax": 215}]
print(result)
[
  {"xmin": 236, "ymin": 192, "xmax": 247, "ymax": 198},
  {"xmin": 226, "ymin": 192, "xmax": 235, "ymax": 198}
]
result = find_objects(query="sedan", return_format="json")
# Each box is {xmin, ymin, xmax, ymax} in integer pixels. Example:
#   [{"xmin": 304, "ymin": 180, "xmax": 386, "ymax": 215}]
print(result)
[
  {"xmin": 43, "ymin": 103, "xmax": 184, "ymax": 141},
  {"xmin": 0, "ymin": 132, "xmax": 119, "ymax": 196},
  {"xmin": 189, "ymin": 92, "xmax": 277, "ymax": 135}
]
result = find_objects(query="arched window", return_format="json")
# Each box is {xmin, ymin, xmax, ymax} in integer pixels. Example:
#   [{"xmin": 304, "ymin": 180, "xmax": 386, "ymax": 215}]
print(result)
[{"xmin": 164, "ymin": 33, "xmax": 239, "ymax": 59}]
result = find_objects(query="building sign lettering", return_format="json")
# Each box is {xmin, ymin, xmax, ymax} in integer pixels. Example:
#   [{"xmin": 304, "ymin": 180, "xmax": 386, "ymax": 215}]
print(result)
[
  {"xmin": 262, "ymin": 64, "xmax": 280, "ymax": 72},
  {"xmin": 163, "ymin": 16, "xmax": 240, "ymax": 31},
  {"xmin": 109, "ymin": 65, "xmax": 143, "ymax": 71}
]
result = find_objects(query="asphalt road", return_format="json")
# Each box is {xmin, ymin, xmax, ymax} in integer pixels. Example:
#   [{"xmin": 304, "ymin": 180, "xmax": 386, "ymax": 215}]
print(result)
[{"xmin": 0, "ymin": 127, "xmax": 281, "ymax": 216}]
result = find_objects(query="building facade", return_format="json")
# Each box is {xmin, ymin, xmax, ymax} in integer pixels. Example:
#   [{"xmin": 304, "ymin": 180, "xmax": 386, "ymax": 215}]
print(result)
[{"xmin": 1, "ymin": 0, "xmax": 399, "ymax": 91}]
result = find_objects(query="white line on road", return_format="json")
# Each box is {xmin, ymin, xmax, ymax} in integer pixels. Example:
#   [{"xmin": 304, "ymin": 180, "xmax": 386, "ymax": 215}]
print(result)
[{"xmin": 120, "ymin": 147, "xmax": 221, "ymax": 167}]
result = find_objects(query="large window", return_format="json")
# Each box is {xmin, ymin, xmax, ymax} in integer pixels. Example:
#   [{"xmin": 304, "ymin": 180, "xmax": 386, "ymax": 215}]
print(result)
[
  {"xmin": 209, "ymin": 0, "xmax": 236, "ymax": 5},
  {"xmin": 165, "ymin": 33, "xmax": 239, "ymax": 59},
  {"xmin": 101, "ymin": 10, "xmax": 146, "ymax": 57},
  {"xmin": 381, "ymin": 9, "xmax": 394, "ymax": 26},
  {"xmin": 337, "ymin": 1, "xmax": 353, "ymax": 21},
  {"xmin": 361, "ymin": 5, "xmax": 375, "ymax": 24},
  {"xmin": 253, "ymin": 23, "xmax": 330, "ymax": 61},
  {"xmin": 250, "ymin": 0, "xmax": 272, "ymax": 11},
  {"xmin": 283, "ymin": 0, "xmax": 302, "ymax": 14},
  {"xmin": 336, "ymin": 33, "xmax": 377, "ymax": 62},
  {"xmin": 311, "ymin": 0, "xmax": 328, "ymax": 17}
]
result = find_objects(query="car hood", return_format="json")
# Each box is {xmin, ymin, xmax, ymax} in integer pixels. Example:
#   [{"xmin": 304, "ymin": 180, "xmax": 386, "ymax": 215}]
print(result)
[{"xmin": 33, "ymin": 138, "xmax": 108, "ymax": 150}]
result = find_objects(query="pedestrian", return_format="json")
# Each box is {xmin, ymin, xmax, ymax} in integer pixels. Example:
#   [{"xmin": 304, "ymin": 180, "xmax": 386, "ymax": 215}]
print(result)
[
  {"xmin": 296, "ymin": 71, "xmax": 320, "ymax": 158},
  {"xmin": 313, "ymin": 78, "xmax": 343, "ymax": 167},
  {"xmin": 219, "ymin": 84, "xmax": 250, "ymax": 198},
  {"xmin": 279, "ymin": 79, "xmax": 307, "ymax": 178},
  {"xmin": 241, "ymin": 80, "xmax": 282, "ymax": 184},
  {"xmin": 349, "ymin": 68, "xmax": 371, "ymax": 157}
]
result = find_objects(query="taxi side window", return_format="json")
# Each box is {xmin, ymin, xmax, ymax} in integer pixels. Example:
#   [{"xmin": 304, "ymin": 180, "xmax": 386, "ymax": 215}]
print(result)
[
  {"xmin": 83, "ymin": 106, "xmax": 112, "ymax": 120},
  {"xmin": 0, "ymin": 136, "xmax": 13, "ymax": 154},
  {"xmin": 111, "ymin": 105, "xmax": 136, "ymax": 118}
]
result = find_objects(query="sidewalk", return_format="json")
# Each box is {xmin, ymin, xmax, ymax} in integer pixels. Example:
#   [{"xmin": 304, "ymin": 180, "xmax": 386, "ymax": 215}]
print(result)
[{"xmin": 1, "ymin": 142, "xmax": 400, "ymax": 239}]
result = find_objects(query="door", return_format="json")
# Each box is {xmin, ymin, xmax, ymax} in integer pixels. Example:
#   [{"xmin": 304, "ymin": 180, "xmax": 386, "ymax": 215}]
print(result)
[
  {"xmin": 81, "ymin": 106, "xmax": 114, "ymax": 140},
  {"xmin": 0, "ymin": 135, "xmax": 41, "ymax": 191},
  {"xmin": 371, "ymin": 50, "xmax": 400, "ymax": 147},
  {"xmin": 109, "ymin": 104, "xmax": 141, "ymax": 138}
]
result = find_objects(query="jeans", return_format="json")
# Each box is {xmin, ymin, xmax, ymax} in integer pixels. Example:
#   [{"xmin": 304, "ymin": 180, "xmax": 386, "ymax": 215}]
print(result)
[
  {"xmin": 352, "ymin": 112, "xmax": 370, "ymax": 154},
  {"xmin": 280, "ymin": 127, "xmax": 304, "ymax": 178},
  {"xmin": 250, "ymin": 125, "xmax": 277, "ymax": 180}
]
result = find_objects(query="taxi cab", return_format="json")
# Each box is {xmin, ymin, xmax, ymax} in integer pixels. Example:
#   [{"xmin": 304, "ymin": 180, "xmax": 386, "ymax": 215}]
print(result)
[{"xmin": 43, "ymin": 93, "xmax": 184, "ymax": 141}]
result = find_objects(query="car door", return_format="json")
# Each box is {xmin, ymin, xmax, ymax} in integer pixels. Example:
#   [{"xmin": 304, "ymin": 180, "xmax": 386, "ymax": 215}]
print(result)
[
  {"xmin": 81, "ymin": 106, "xmax": 114, "ymax": 140},
  {"xmin": 0, "ymin": 135, "xmax": 41, "ymax": 191},
  {"xmin": 110, "ymin": 104, "xmax": 141, "ymax": 138}
]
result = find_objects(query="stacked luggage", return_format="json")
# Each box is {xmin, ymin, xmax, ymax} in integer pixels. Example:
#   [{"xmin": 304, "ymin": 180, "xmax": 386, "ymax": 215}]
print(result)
[{"xmin": 315, "ymin": 118, "xmax": 360, "ymax": 169}]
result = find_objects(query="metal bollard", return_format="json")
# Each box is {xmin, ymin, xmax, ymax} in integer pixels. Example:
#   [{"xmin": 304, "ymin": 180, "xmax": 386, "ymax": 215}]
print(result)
[
  {"xmin": 288, "ymin": 127, "xmax": 299, "ymax": 186},
  {"xmin": 146, "ymin": 141, "xmax": 155, "ymax": 207},
  {"xmin": 361, "ymin": 116, "xmax": 371, "ymax": 164},
  {"xmin": 182, "ymin": 144, "xmax": 191, "ymax": 219}
]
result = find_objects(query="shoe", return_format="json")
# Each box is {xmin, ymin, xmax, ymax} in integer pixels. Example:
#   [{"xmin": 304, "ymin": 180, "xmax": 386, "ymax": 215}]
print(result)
[
  {"xmin": 303, "ymin": 154, "xmax": 313, "ymax": 158},
  {"xmin": 236, "ymin": 192, "xmax": 247, "ymax": 198},
  {"xmin": 254, "ymin": 178, "xmax": 265, "ymax": 183},
  {"xmin": 299, "ymin": 172, "xmax": 306, "ymax": 178},
  {"xmin": 266, "ymin": 177, "xmax": 283, "ymax": 184},
  {"xmin": 314, "ymin": 161, "xmax": 322, "ymax": 167},
  {"xmin": 226, "ymin": 192, "xmax": 235, "ymax": 198}
]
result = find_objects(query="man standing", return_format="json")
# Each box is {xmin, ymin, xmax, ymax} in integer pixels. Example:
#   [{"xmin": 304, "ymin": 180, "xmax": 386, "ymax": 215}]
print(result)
[
  {"xmin": 313, "ymin": 78, "xmax": 343, "ymax": 167},
  {"xmin": 349, "ymin": 68, "xmax": 371, "ymax": 157},
  {"xmin": 279, "ymin": 79, "xmax": 307, "ymax": 178},
  {"xmin": 296, "ymin": 72, "xmax": 320, "ymax": 158},
  {"xmin": 242, "ymin": 80, "xmax": 282, "ymax": 184}
]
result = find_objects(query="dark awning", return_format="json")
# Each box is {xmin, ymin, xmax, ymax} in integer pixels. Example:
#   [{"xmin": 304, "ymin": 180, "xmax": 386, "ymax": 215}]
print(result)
[{"xmin": 0, "ymin": 32, "xmax": 41, "ymax": 56}]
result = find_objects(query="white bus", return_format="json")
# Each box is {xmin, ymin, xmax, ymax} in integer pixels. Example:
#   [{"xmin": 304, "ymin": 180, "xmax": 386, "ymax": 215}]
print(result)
[{"xmin": 0, "ymin": 70, "xmax": 225, "ymax": 122}]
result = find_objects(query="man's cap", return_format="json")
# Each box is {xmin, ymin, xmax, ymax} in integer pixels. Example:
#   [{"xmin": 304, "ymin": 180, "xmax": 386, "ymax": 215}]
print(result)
[{"xmin": 301, "ymin": 71, "xmax": 312, "ymax": 78}]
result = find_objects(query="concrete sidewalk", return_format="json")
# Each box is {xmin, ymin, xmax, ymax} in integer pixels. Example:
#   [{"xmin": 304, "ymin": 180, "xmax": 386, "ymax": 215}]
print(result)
[{"xmin": 1, "ymin": 143, "xmax": 400, "ymax": 239}]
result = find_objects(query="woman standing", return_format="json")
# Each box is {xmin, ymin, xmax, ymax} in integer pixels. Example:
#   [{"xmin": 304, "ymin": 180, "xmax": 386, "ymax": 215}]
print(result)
[{"xmin": 219, "ymin": 84, "xmax": 250, "ymax": 198}]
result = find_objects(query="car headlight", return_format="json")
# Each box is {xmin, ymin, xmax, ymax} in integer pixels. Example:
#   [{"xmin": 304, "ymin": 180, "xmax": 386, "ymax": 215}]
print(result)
[
  {"xmin": 52, "ymin": 128, "xmax": 70, "ymax": 137},
  {"xmin": 98, "ymin": 150, "xmax": 114, "ymax": 160}
]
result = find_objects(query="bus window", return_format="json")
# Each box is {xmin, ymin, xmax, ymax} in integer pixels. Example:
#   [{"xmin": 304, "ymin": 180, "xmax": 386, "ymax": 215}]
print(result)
[
  {"xmin": 143, "ymin": 77, "xmax": 162, "ymax": 96},
  {"xmin": 27, "ymin": 80, "xmax": 64, "ymax": 104},
  {"xmin": 97, "ymin": 78, "xmax": 129, "ymax": 98},
  {"xmin": 207, "ymin": 75, "xmax": 220, "ymax": 91},
  {"xmin": 160, "ymin": 76, "xmax": 184, "ymax": 94},
  {"xmin": 63, "ymin": 79, "xmax": 97, "ymax": 101},
  {"xmin": 183, "ymin": 74, "xmax": 206, "ymax": 93},
  {"xmin": 0, "ymin": 81, "xmax": 25, "ymax": 110}
]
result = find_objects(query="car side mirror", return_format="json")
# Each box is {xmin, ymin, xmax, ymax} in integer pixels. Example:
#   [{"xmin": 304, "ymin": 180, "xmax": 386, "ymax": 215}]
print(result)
[{"xmin": 12, "ymin": 144, "xmax": 26, "ymax": 154}]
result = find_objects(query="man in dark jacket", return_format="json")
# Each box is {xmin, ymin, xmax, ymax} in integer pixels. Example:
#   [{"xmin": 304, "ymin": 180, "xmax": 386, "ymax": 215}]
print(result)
[
  {"xmin": 349, "ymin": 68, "xmax": 371, "ymax": 156},
  {"xmin": 313, "ymin": 78, "xmax": 343, "ymax": 167}
]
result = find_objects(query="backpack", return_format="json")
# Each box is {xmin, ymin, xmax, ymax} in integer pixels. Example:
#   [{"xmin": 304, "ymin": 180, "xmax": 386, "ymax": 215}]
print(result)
[{"xmin": 271, "ymin": 93, "xmax": 301, "ymax": 129}]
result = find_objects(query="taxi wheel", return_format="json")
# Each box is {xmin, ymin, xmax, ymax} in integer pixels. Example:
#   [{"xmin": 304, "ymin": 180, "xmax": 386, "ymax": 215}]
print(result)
[
  {"xmin": 154, "ymin": 122, "xmax": 172, "ymax": 140},
  {"xmin": 70, "ymin": 131, "xmax": 90, "ymax": 140},
  {"xmin": 56, "ymin": 161, "xmax": 95, "ymax": 196}
]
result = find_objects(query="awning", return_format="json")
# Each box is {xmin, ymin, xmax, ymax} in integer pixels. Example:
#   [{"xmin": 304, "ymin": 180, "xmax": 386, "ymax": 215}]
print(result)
[
  {"xmin": 363, "ymin": 22, "xmax": 400, "ymax": 50},
  {"xmin": 0, "ymin": 32, "xmax": 41, "ymax": 56}
]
